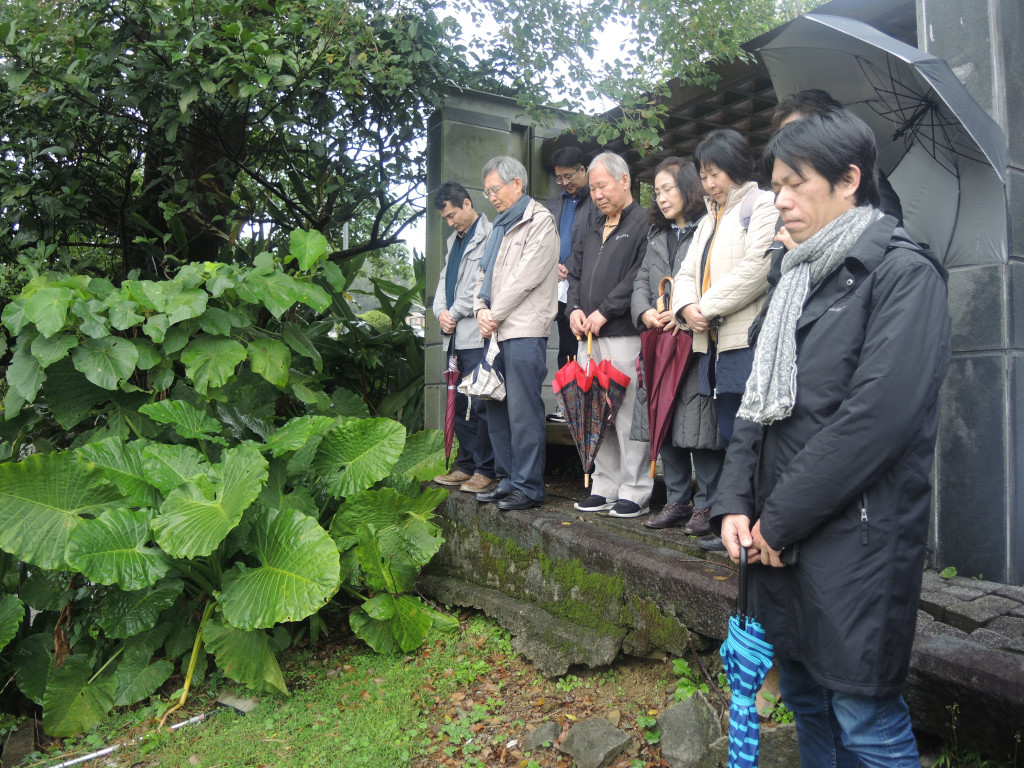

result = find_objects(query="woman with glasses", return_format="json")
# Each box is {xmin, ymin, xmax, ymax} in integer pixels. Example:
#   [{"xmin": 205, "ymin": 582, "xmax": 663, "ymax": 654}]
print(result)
[
  {"xmin": 631, "ymin": 158, "xmax": 714, "ymax": 530},
  {"xmin": 670, "ymin": 129, "xmax": 777, "ymax": 544}
]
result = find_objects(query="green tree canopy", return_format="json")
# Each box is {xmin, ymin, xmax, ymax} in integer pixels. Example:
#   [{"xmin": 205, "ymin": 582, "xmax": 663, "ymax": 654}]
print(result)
[{"xmin": 0, "ymin": 0, "xmax": 812, "ymax": 281}]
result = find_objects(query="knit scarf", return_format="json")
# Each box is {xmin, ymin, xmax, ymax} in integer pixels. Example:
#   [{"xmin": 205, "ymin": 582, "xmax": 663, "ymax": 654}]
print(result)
[
  {"xmin": 737, "ymin": 205, "xmax": 883, "ymax": 425},
  {"xmin": 477, "ymin": 194, "xmax": 532, "ymax": 307}
]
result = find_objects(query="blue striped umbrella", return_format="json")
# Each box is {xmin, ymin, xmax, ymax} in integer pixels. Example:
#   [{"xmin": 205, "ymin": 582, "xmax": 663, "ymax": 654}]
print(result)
[{"xmin": 720, "ymin": 548, "xmax": 775, "ymax": 768}]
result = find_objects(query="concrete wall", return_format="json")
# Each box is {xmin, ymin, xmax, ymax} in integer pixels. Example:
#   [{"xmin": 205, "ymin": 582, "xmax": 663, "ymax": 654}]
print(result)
[
  {"xmin": 424, "ymin": 91, "xmax": 570, "ymax": 434},
  {"xmin": 918, "ymin": 0, "xmax": 1023, "ymax": 585}
]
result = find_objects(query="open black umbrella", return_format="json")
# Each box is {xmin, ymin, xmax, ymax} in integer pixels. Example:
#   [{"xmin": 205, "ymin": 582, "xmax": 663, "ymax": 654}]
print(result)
[{"xmin": 759, "ymin": 13, "xmax": 1007, "ymax": 267}]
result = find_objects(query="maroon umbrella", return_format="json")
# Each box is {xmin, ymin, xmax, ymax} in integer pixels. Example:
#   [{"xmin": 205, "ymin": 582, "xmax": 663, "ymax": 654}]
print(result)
[
  {"xmin": 443, "ymin": 352, "xmax": 460, "ymax": 469},
  {"xmin": 553, "ymin": 334, "xmax": 631, "ymax": 488},
  {"xmin": 640, "ymin": 277, "xmax": 695, "ymax": 478}
]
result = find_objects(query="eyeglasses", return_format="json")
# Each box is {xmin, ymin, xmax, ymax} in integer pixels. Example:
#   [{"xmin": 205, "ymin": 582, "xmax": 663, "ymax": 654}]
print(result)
[
  {"xmin": 553, "ymin": 167, "xmax": 583, "ymax": 185},
  {"xmin": 653, "ymin": 185, "xmax": 679, "ymax": 201},
  {"xmin": 484, "ymin": 181, "xmax": 510, "ymax": 198}
]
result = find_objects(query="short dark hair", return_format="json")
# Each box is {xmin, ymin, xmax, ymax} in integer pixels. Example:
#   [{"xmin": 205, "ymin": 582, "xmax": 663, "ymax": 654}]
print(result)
[
  {"xmin": 771, "ymin": 89, "xmax": 843, "ymax": 131},
  {"xmin": 648, "ymin": 157, "xmax": 706, "ymax": 230},
  {"xmin": 693, "ymin": 129, "xmax": 753, "ymax": 185},
  {"xmin": 762, "ymin": 110, "xmax": 880, "ymax": 207},
  {"xmin": 551, "ymin": 146, "xmax": 585, "ymax": 169},
  {"xmin": 434, "ymin": 181, "xmax": 472, "ymax": 211}
]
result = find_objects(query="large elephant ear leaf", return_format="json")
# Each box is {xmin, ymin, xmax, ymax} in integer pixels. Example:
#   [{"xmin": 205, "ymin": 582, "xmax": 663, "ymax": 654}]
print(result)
[
  {"xmin": 264, "ymin": 415, "xmax": 336, "ymax": 457},
  {"xmin": 42, "ymin": 655, "xmax": 117, "ymax": 737},
  {"xmin": 354, "ymin": 522, "xmax": 416, "ymax": 594},
  {"xmin": 141, "ymin": 443, "xmax": 208, "ymax": 495},
  {"xmin": 76, "ymin": 437, "xmax": 160, "ymax": 508},
  {"xmin": 0, "ymin": 594, "xmax": 25, "ymax": 653},
  {"xmin": 153, "ymin": 443, "xmax": 268, "ymax": 558},
  {"xmin": 114, "ymin": 646, "xmax": 173, "ymax": 707},
  {"xmin": 0, "ymin": 452, "xmax": 126, "ymax": 570},
  {"xmin": 349, "ymin": 594, "xmax": 434, "ymax": 653},
  {"xmin": 70, "ymin": 336, "xmax": 139, "ymax": 390},
  {"xmin": 67, "ymin": 508, "xmax": 170, "ymax": 591},
  {"xmin": 390, "ymin": 429, "xmax": 448, "ymax": 482},
  {"xmin": 12, "ymin": 634, "xmax": 53, "ymax": 705},
  {"xmin": 219, "ymin": 506, "xmax": 340, "ymax": 630},
  {"xmin": 98, "ymin": 578, "xmax": 184, "ymax": 639},
  {"xmin": 312, "ymin": 418, "xmax": 406, "ymax": 498},
  {"xmin": 139, "ymin": 399, "xmax": 228, "ymax": 445},
  {"xmin": 179, "ymin": 336, "xmax": 247, "ymax": 394},
  {"xmin": 329, "ymin": 487, "xmax": 446, "ymax": 551},
  {"xmin": 203, "ymin": 621, "xmax": 287, "ymax": 695}
]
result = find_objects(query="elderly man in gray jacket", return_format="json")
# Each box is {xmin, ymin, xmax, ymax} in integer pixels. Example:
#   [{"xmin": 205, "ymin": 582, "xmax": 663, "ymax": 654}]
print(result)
[
  {"xmin": 432, "ymin": 182, "xmax": 496, "ymax": 494},
  {"xmin": 474, "ymin": 156, "xmax": 559, "ymax": 511}
]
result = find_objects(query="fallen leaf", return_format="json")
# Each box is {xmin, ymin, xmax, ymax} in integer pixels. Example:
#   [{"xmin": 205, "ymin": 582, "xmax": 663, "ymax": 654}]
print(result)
[{"xmin": 714, "ymin": 575, "xmax": 729, "ymax": 581}]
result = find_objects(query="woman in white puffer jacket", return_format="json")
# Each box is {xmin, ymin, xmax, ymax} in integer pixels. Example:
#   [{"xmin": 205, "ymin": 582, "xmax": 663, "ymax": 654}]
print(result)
[{"xmin": 670, "ymin": 129, "xmax": 778, "ymax": 540}]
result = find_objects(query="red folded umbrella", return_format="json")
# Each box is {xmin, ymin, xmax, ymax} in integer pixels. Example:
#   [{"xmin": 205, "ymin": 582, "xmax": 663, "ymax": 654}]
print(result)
[
  {"xmin": 443, "ymin": 352, "xmax": 460, "ymax": 470},
  {"xmin": 640, "ymin": 277, "xmax": 695, "ymax": 478},
  {"xmin": 552, "ymin": 334, "xmax": 631, "ymax": 488}
]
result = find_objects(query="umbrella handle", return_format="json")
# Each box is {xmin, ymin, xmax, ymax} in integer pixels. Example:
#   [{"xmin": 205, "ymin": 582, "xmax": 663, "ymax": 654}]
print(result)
[
  {"xmin": 738, "ymin": 546, "xmax": 748, "ymax": 621},
  {"xmin": 587, "ymin": 332, "xmax": 593, "ymax": 358},
  {"xmin": 657, "ymin": 276, "xmax": 673, "ymax": 313}
]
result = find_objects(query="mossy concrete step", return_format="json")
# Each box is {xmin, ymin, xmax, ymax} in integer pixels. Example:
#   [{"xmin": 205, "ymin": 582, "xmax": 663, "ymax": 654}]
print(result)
[{"xmin": 418, "ymin": 485, "xmax": 1024, "ymax": 761}]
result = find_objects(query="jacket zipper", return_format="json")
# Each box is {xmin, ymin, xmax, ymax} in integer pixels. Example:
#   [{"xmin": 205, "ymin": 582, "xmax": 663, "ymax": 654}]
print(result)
[{"xmin": 860, "ymin": 492, "xmax": 869, "ymax": 544}]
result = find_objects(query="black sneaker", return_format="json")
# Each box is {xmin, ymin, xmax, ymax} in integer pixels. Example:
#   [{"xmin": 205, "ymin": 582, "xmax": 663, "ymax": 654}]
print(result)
[
  {"xmin": 574, "ymin": 494, "xmax": 616, "ymax": 512},
  {"xmin": 546, "ymin": 408, "xmax": 567, "ymax": 424},
  {"xmin": 607, "ymin": 500, "xmax": 650, "ymax": 518}
]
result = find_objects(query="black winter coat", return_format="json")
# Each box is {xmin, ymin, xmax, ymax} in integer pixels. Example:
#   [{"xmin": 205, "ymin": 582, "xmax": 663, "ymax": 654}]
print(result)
[
  {"xmin": 711, "ymin": 216, "xmax": 951, "ymax": 697},
  {"xmin": 566, "ymin": 202, "xmax": 649, "ymax": 337}
]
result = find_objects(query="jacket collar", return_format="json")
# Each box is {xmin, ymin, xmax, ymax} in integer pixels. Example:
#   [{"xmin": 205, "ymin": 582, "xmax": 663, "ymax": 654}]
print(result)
[
  {"xmin": 703, "ymin": 180, "xmax": 759, "ymax": 216},
  {"xmin": 594, "ymin": 200, "xmax": 642, "ymax": 232}
]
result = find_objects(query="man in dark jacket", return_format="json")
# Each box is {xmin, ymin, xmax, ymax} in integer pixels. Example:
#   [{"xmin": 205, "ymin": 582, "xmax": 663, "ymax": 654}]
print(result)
[
  {"xmin": 545, "ymin": 146, "xmax": 598, "ymax": 421},
  {"xmin": 566, "ymin": 152, "xmax": 652, "ymax": 518},
  {"xmin": 714, "ymin": 111, "xmax": 951, "ymax": 767}
]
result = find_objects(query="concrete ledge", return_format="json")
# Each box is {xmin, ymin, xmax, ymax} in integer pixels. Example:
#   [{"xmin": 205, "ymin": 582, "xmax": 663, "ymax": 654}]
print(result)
[{"xmin": 419, "ymin": 487, "xmax": 1024, "ymax": 757}]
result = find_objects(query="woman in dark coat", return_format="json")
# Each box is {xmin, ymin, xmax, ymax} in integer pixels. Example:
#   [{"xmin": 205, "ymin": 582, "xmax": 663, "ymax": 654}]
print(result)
[
  {"xmin": 713, "ymin": 111, "xmax": 951, "ymax": 767},
  {"xmin": 629, "ymin": 158, "xmax": 716, "ymax": 530}
]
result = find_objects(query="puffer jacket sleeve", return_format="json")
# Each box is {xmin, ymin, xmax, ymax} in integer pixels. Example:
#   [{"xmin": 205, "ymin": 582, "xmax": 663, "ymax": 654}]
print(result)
[
  {"xmin": 698, "ymin": 193, "xmax": 776, "ymax": 321},
  {"xmin": 670, "ymin": 220, "xmax": 709, "ymax": 328},
  {"xmin": 758, "ymin": 256, "xmax": 951, "ymax": 550},
  {"xmin": 631, "ymin": 229, "xmax": 661, "ymax": 330}
]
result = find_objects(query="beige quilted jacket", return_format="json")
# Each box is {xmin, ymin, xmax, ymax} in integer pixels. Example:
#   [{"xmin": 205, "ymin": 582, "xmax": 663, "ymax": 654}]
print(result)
[{"xmin": 671, "ymin": 181, "xmax": 777, "ymax": 354}]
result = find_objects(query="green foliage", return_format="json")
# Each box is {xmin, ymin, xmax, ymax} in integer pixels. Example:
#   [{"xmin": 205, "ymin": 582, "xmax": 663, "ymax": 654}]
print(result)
[
  {"xmin": 0, "ymin": 231, "xmax": 451, "ymax": 736},
  {"xmin": 671, "ymin": 657, "xmax": 709, "ymax": 702},
  {"xmin": 759, "ymin": 691, "xmax": 794, "ymax": 725},
  {"xmin": 941, "ymin": 566, "xmax": 958, "ymax": 579}
]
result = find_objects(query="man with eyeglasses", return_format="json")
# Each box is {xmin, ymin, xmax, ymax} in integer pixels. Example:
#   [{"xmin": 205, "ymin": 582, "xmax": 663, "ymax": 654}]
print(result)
[
  {"xmin": 545, "ymin": 147, "xmax": 598, "ymax": 423},
  {"xmin": 472, "ymin": 156, "xmax": 559, "ymax": 511},
  {"xmin": 566, "ymin": 152, "xmax": 653, "ymax": 519}
]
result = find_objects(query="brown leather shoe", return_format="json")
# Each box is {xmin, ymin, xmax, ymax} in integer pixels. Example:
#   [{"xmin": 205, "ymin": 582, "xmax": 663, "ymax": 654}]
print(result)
[
  {"xmin": 434, "ymin": 469, "xmax": 472, "ymax": 487},
  {"xmin": 644, "ymin": 503, "xmax": 695, "ymax": 529},
  {"xmin": 460, "ymin": 473, "xmax": 497, "ymax": 493},
  {"xmin": 682, "ymin": 507, "xmax": 712, "ymax": 536}
]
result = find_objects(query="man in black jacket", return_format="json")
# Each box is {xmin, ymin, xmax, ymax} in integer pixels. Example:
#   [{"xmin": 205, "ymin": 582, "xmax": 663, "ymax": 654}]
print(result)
[
  {"xmin": 566, "ymin": 152, "xmax": 652, "ymax": 518},
  {"xmin": 714, "ymin": 111, "xmax": 951, "ymax": 767},
  {"xmin": 545, "ymin": 147, "xmax": 598, "ymax": 422}
]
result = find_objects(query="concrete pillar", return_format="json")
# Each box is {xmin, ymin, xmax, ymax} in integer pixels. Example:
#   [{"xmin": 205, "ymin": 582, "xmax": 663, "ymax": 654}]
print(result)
[
  {"xmin": 918, "ymin": 0, "xmax": 1024, "ymax": 584},
  {"xmin": 424, "ymin": 91, "xmax": 570, "ymax": 433}
]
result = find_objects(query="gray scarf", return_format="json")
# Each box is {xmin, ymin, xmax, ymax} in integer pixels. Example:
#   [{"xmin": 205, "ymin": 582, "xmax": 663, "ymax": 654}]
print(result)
[
  {"xmin": 477, "ymin": 194, "xmax": 532, "ymax": 307},
  {"xmin": 738, "ymin": 205, "xmax": 883, "ymax": 425}
]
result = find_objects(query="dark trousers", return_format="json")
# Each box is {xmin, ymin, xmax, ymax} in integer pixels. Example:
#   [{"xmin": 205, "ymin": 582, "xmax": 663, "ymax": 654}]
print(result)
[
  {"xmin": 486, "ymin": 337, "xmax": 547, "ymax": 502},
  {"xmin": 453, "ymin": 346, "xmax": 494, "ymax": 478},
  {"xmin": 556, "ymin": 301, "xmax": 576, "ymax": 370}
]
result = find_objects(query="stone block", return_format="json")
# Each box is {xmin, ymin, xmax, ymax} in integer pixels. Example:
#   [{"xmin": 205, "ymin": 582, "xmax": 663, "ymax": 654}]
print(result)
[
  {"xmin": 919, "ymin": 0, "xmax": 995, "ymax": 112},
  {"xmin": 945, "ymin": 595, "xmax": 1020, "ymax": 632},
  {"xmin": 935, "ymin": 355, "xmax": 1009, "ymax": 581},
  {"xmin": 1009, "ymin": 169, "xmax": 1024, "ymax": 262},
  {"xmin": 560, "ymin": 718, "xmax": 630, "ymax": 768},
  {"xmin": 1011, "ymin": 357, "xmax": 1024, "ymax": 586},
  {"xmin": 918, "ymin": 589, "xmax": 960, "ymax": 620},
  {"xmin": 522, "ymin": 721, "xmax": 560, "ymax": 753},
  {"xmin": 919, "ymin": 569, "xmax": 946, "ymax": 593},
  {"xmin": 657, "ymin": 693, "xmax": 722, "ymax": 768},
  {"xmin": 969, "ymin": 627, "xmax": 1013, "ymax": 651},
  {"xmin": 994, "ymin": 584, "xmax": 1024, "ymax": 603},
  {"xmin": 987, "ymin": 616, "xmax": 1024, "ymax": 638},
  {"xmin": 915, "ymin": 619, "xmax": 968, "ymax": 641},
  {"xmin": 906, "ymin": 635, "xmax": 1024, "ymax": 760},
  {"xmin": 943, "ymin": 584, "xmax": 989, "ymax": 601},
  {"xmin": 759, "ymin": 723, "xmax": 801, "ymax": 768},
  {"xmin": 946, "ymin": 267, "xmax": 1005, "ymax": 351}
]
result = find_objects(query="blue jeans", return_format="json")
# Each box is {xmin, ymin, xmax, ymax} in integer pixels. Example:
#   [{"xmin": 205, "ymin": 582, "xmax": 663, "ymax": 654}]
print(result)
[{"xmin": 777, "ymin": 657, "xmax": 920, "ymax": 768}]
